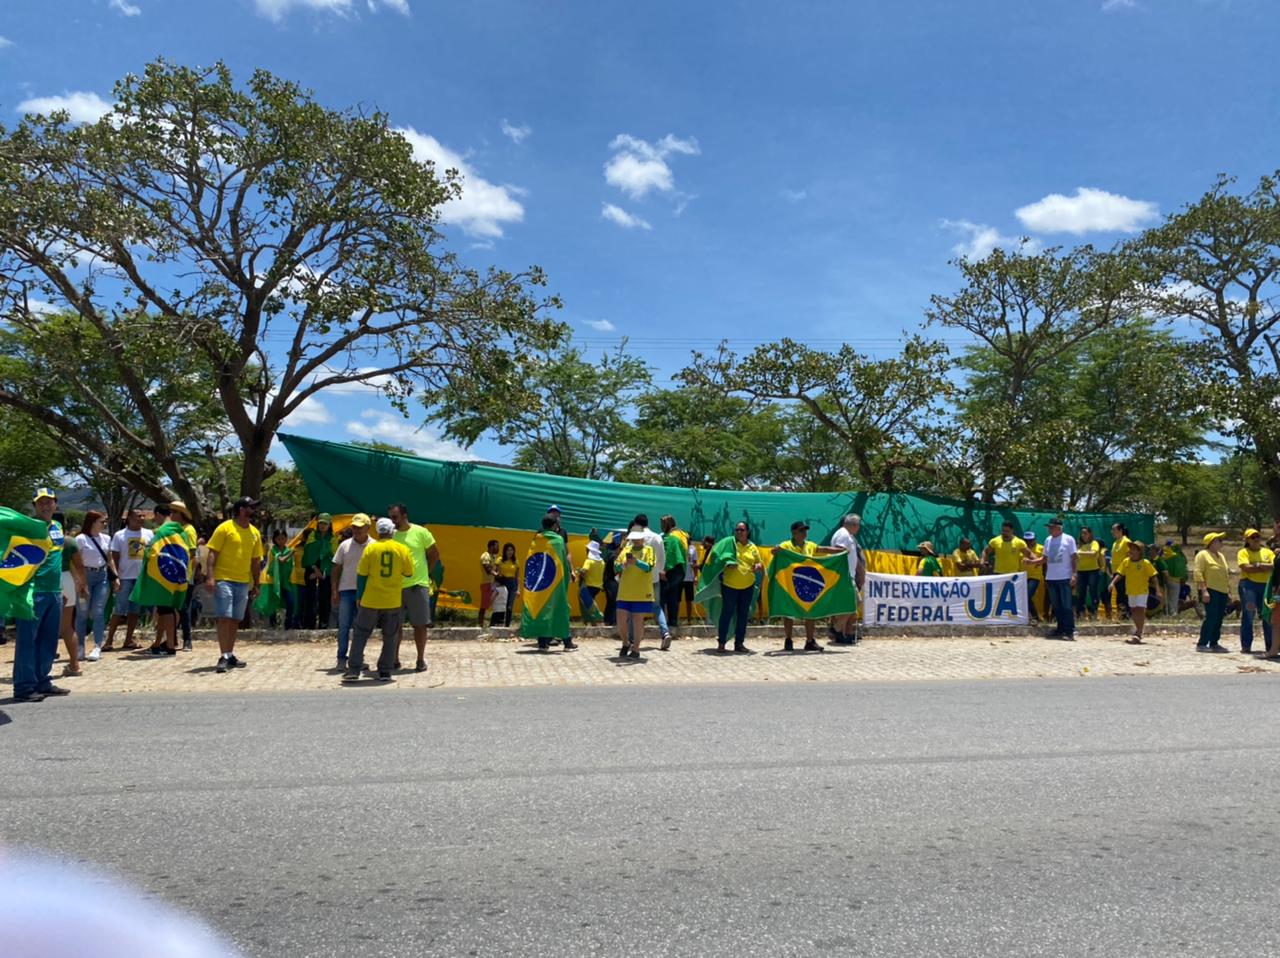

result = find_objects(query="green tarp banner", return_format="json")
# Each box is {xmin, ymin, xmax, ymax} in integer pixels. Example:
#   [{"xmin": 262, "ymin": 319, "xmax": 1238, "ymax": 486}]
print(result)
[{"xmin": 280, "ymin": 435, "xmax": 1155, "ymax": 552}]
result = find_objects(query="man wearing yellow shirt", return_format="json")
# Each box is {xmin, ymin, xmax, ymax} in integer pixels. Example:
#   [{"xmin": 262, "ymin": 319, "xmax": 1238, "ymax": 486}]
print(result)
[
  {"xmin": 951, "ymin": 538, "xmax": 981, "ymax": 576},
  {"xmin": 1237, "ymin": 528, "xmax": 1274, "ymax": 653},
  {"xmin": 1021, "ymin": 532, "xmax": 1045, "ymax": 623},
  {"xmin": 982, "ymin": 522, "xmax": 1029, "ymax": 574},
  {"xmin": 776, "ymin": 520, "xmax": 841, "ymax": 653},
  {"xmin": 205, "ymin": 497, "xmax": 264, "ymax": 674},
  {"xmin": 343, "ymin": 518, "xmax": 414, "ymax": 683}
]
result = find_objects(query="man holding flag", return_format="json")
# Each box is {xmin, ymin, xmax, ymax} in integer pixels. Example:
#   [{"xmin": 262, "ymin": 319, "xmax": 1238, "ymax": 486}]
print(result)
[
  {"xmin": 521, "ymin": 516, "xmax": 577, "ymax": 652},
  {"xmin": 133, "ymin": 504, "xmax": 194, "ymax": 655},
  {"xmin": 768, "ymin": 520, "xmax": 860, "ymax": 650},
  {"xmin": 5, "ymin": 489, "xmax": 69, "ymax": 702},
  {"xmin": 774, "ymin": 521, "xmax": 846, "ymax": 652}
]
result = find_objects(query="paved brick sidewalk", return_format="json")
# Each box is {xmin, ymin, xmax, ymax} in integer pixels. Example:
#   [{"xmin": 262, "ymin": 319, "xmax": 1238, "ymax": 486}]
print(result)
[{"xmin": 3, "ymin": 627, "xmax": 1278, "ymax": 696}]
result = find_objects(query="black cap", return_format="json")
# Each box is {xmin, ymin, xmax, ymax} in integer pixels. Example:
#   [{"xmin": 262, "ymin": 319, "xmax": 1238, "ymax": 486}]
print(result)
[
  {"xmin": 1047, "ymin": 517, "xmax": 1063, "ymax": 527},
  {"xmin": 791, "ymin": 520, "xmax": 810, "ymax": 531},
  {"xmin": 232, "ymin": 496, "xmax": 260, "ymax": 511}
]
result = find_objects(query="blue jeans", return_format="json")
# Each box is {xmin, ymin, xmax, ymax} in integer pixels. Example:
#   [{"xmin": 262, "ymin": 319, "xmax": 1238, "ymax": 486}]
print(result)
[
  {"xmin": 336, "ymin": 590, "xmax": 357, "ymax": 660},
  {"xmin": 1027, "ymin": 579, "xmax": 1040, "ymax": 618},
  {"xmin": 1074, "ymin": 570, "xmax": 1099, "ymax": 614},
  {"xmin": 1238, "ymin": 579, "xmax": 1271, "ymax": 652},
  {"xmin": 1199, "ymin": 589, "xmax": 1228, "ymax": 648},
  {"xmin": 652, "ymin": 581, "xmax": 670, "ymax": 637},
  {"xmin": 1047, "ymin": 579, "xmax": 1075, "ymax": 636},
  {"xmin": 718, "ymin": 583, "xmax": 753, "ymax": 647},
  {"xmin": 76, "ymin": 566, "xmax": 110, "ymax": 653},
  {"xmin": 14, "ymin": 591, "xmax": 61, "ymax": 697}
]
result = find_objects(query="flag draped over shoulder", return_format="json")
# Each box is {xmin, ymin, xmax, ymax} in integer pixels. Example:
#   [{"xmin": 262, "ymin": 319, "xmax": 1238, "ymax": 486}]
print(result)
[
  {"xmin": 767, "ymin": 549, "xmax": 858, "ymax": 619},
  {"xmin": 130, "ymin": 520, "xmax": 191, "ymax": 610},
  {"xmin": 520, "ymin": 531, "xmax": 571, "ymax": 639},
  {"xmin": 695, "ymin": 536, "xmax": 762, "ymax": 631},
  {"xmin": 0, "ymin": 507, "xmax": 52, "ymax": 621},
  {"xmin": 254, "ymin": 550, "xmax": 284, "ymax": 617}
]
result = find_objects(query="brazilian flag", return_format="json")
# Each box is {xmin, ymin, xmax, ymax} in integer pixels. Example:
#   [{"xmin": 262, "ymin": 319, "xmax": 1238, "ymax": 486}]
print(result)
[
  {"xmin": 254, "ymin": 549, "xmax": 285, "ymax": 617},
  {"xmin": 0, "ymin": 507, "xmax": 53, "ymax": 620},
  {"xmin": 767, "ymin": 548, "xmax": 858, "ymax": 619},
  {"xmin": 130, "ymin": 520, "xmax": 191, "ymax": 610},
  {"xmin": 519, "ymin": 531, "xmax": 571, "ymax": 639},
  {"xmin": 694, "ymin": 535, "xmax": 759, "ymax": 632}
]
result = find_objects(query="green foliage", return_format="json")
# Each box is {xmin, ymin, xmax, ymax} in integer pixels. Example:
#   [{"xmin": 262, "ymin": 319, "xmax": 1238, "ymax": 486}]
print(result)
[
  {"xmin": 1147, "ymin": 462, "xmax": 1223, "ymax": 543},
  {"xmin": 0, "ymin": 406, "xmax": 66, "ymax": 507},
  {"xmin": 0, "ymin": 58, "xmax": 561, "ymax": 511},
  {"xmin": 1128, "ymin": 171, "xmax": 1280, "ymax": 512},
  {"xmin": 681, "ymin": 336, "xmax": 954, "ymax": 492},
  {"xmin": 437, "ymin": 342, "xmax": 650, "ymax": 479}
]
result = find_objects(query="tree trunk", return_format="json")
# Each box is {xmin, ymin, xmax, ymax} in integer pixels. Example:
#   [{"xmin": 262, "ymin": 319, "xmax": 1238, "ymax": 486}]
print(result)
[
  {"xmin": 1257, "ymin": 443, "xmax": 1280, "ymax": 523},
  {"xmin": 240, "ymin": 431, "xmax": 273, "ymax": 501}
]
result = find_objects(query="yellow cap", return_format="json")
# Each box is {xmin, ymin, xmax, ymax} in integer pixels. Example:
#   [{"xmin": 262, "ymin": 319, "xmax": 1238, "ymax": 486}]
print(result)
[
  {"xmin": 348, "ymin": 513, "xmax": 371, "ymax": 528},
  {"xmin": 32, "ymin": 487, "xmax": 56, "ymax": 503},
  {"xmin": 1203, "ymin": 531, "xmax": 1226, "ymax": 546},
  {"xmin": 1244, "ymin": 528, "xmax": 1260, "ymax": 539}
]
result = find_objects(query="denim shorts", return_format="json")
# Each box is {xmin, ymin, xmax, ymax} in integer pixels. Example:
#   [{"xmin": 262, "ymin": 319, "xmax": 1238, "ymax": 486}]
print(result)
[
  {"xmin": 114, "ymin": 578, "xmax": 147, "ymax": 616},
  {"xmin": 214, "ymin": 580, "xmax": 250, "ymax": 620},
  {"xmin": 616, "ymin": 599, "xmax": 651, "ymax": 614}
]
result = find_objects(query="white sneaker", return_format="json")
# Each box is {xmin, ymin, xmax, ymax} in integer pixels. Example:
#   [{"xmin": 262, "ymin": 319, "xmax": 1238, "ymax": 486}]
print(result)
[{"xmin": 86, "ymin": 647, "xmax": 101, "ymax": 661}]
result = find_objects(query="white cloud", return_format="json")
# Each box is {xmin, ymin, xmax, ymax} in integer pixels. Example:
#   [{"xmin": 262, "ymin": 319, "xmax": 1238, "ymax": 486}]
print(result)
[
  {"xmin": 940, "ymin": 219, "xmax": 1040, "ymax": 260},
  {"xmin": 351, "ymin": 411, "xmax": 478, "ymax": 460},
  {"xmin": 396, "ymin": 126, "xmax": 524, "ymax": 239},
  {"xmin": 16, "ymin": 91, "xmax": 112, "ymax": 124},
  {"xmin": 1102, "ymin": 0, "xmax": 1137, "ymax": 10},
  {"xmin": 780, "ymin": 188, "xmax": 808, "ymax": 202},
  {"xmin": 584, "ymin": 319, "xmax": 616, "ymax": 332},
  {"xmin": 254, "ymin": 0, "xmax": 409, "ymax": 21},
  {"xmin": 282, "ymin": 394, "xmax": 333, "ymax": 426},
  {"xmin": 500, "ymin": 119, "xmax": 531, "ymax": 145},
  {"xmin": 600, "ymin": 203, "xmax": 651, "ymax": 231},
  {"xmin": 109, "ymin": 0, "xmax": 142, "ymax": 15},
  {"xmin": 0, "ymin": 36, "xmax": 13, "ymax": 49},
  {"xmin": 1015, "ymin": 187, "xmax": 1158, "ymax": 235},
  {"xmin": 604, "ymin": 133, "xmax": 699, "ymax": 200}
]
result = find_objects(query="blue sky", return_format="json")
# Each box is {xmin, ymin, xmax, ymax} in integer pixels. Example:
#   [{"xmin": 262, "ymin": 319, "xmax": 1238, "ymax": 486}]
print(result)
[{"xmin": 3, "ymin": 0, "xmax": 1277, "ymax": 463}]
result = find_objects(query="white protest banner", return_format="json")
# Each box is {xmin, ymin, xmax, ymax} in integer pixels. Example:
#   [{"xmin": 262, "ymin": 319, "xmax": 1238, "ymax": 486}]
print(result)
[{"xmin": 862, "ymin": 571, "xmax": 1029, "ymax": 627}]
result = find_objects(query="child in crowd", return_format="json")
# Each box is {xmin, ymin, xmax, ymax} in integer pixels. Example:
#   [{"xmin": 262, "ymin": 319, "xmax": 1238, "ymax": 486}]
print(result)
[{"xmin": 1110, "ymin": 540, "xmax": 1163, "ymax": 644}]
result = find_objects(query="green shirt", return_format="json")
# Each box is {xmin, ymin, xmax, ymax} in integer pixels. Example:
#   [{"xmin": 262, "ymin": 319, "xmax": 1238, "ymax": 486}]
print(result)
[
  {"xmin": 919, "ymin": 555, "xmax": 943, "ymax": 577},
  {"xmin": 1165, "ymin": 551, "xmax": 1188, "ymax": 580},
  {"xmin": 393, "ymin": 523, "xmax": 437, "ymax": 588},
  {"xmin": 33, "ymin": 520, "xmax": 64, "ymax": 593},
  {"xmin": 303, "ymin": 531, "xmax": 336, "ymax": 574}
]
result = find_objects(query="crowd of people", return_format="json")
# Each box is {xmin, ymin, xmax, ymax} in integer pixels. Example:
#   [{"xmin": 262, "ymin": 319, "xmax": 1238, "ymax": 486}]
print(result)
[{"xmin": 6, "ymin": 488, "xmax": 1280, "ymax": 702}]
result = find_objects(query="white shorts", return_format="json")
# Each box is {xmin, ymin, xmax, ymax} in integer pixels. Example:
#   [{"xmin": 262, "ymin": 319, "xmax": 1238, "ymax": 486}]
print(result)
[
  {"xmin": 1127, "ymin": 594, "xmax": 1149, "ymax": 609},
  {"xmin": 490, "ymin": 584, "xmax": 508, "ymax": 615},
  {"xmin": 61, "ymin": 571, "xmax": 77, "ymax": 606}
]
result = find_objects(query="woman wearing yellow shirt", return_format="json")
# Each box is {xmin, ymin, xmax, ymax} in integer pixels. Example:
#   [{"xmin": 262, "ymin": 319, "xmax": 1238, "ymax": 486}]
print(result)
[
  {"xmin": 1109, "ymin": 541, "xmax": 1162, "ymax": 644},
  {"xmin": 1074, "ymin": 527, "xmax": 1104, "ymax": 621},
  {"xmin": 614, "ymin": 532, "xmax": 655, "ymax": 659},
  {"xmin": 575, "ymin": 540, "xmax": 606, "ymax": 624},
  {"xmin": 718, "ymin": 522, "xmax": 764, "ymax": 655},
  {"xmin": 493, "ymin": 543, "xmax": 519, "ymax": 627},
  {"xmin": 1236, "ymin": 528, "xmax": 1274, "ymax": 653},
  {"xmin": 1109, "ymin": 523, "xmax": 1132, "ymax": 619},
  {"xmin": 1194, "ymin": 532, "xmax": 1231, "ymax": 652},
  {"xmin": 1022, "ymin": 532, "xmax": 1045, "ymax": 623}
]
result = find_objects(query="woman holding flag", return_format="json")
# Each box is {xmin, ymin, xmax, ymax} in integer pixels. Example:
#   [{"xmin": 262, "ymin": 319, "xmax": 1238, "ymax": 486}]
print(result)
[{"xmin": 702, "ymin": 522, "xmax": 764, "ymax": 655}]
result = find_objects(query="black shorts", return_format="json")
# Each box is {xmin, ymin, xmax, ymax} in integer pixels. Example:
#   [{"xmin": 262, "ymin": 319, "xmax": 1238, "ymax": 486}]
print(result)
[{"xmin": 682, "ymin": 580, "xmax": 695, "ymax": 601}]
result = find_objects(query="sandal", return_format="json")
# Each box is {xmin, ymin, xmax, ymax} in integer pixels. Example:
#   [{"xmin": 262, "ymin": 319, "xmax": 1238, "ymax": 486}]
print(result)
[{"xmin": 1125, "ymin": 636, "xmax": 1144, "ymax": 645}]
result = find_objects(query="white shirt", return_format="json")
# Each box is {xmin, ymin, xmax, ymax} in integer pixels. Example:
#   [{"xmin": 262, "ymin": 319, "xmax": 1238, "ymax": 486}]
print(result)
[
  {"xmin": 76, "ymin": 532, "xmax": 111, "ymax": 569},
  {"xmin": 687, "ymin": 543, "xmax": 699, "ymax": 566},
  {"xmin": 642, "ymin": 528, "xmax": 665, "ymax": 584},
  {"xmin": 830, "ymin": 527, "xmax": 862, "ymax": 578},
  {"xmin": 110, "ymin": 528, "xmax": 154, "ymax": 579},
  {"xmin": 1043, "ymin": 533, "xmax": 1078, "ymax": 580},
  {"xmin": 333, "ymin": 537, "xmax": 370, "ymax": 592}
]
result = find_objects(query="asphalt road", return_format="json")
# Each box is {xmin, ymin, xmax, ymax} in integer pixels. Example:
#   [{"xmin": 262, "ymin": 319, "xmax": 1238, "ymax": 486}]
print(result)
[{"xmin": 2, "ymin": 677, "xmax": 1277, "ymax": 957}]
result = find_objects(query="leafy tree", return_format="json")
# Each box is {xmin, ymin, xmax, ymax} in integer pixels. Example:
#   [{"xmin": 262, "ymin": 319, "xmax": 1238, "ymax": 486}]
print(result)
[
  {"xmin": 1128, "ymin": 172, "xmax": 1280, "ymax": 515},
  {"xmin": 1218, "ymin": 451, "xmax": 1271, "ymax": 532},
  {"xmin": 0, "ymin": 313, "xmax": 230, "ymax": 523},
  {"xmin": 0, "ymin": 59, "xmax": 561, "ymax": 516},
  {"xmin": 1148, "ymin": 462, "xmax": 1223, "ymax": 544},
  {"xmin": 0, "ymin": 406, "xmax": 66, "ymax": 509},
  {"xmin": 436, "ymin": 342, "xmax": 649, "ymax": 479},
  {"xmin": 612, "ymin": 388, "xmax": 785, "ymax": 489},
  {"xmin": 766, "ymin": 405, "xmax": 857, "ymax": 492},
  {"xmin": 681, "ymin": 336, "xmax": 954, "ymax": 492},
  {"xmin": 927, "ymin": 246, "xmax": 1143, "ymax": 500}
]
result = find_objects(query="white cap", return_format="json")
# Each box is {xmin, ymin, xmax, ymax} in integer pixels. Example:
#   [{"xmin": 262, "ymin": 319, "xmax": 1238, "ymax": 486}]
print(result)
[{"xmin": 376, "ymin": 517, "xmax": 395, "ymax": 536}]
